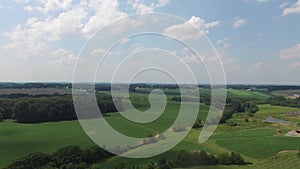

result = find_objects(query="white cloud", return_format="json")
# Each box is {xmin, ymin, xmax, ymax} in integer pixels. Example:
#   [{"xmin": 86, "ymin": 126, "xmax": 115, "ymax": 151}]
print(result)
[
  {"xmin": 128, "ymin": 0, "xmax": 170, "ymax": 13},
  {"xmin": 24, "ymin": 0, "xmax": 73, "ymax": 13},
  {"xmin": 233, "ymin": 17, "xmax": 247, "ymax": 28},
  {"xmin": 90, "ymin": 48, "xmax": 121, "ymax": 57},
  {"xmin": 163, "ymin": 16, "xmax": 220, "ymax": 40},
  {"xmin": 81, "ymin": 0, "xmax": 129, "ymax": 36},
  {"xmin": 279, "ymin": 44, "xmax": 300, "ymax": 59},
  {"xmin": 217, "ymin": 37, "xmax": 231, "ymax": 48},
  {"xmin": 254, "ymin": 62, "xmax": 273, "ymax": 69},
  {"xmin": 279, "ymin": 2, "xmax": 289, "ymax": 9},
  {"xmin": 0, "ymin": 5, "xmax": 2, "ymax": 10},
  {"xmin": 229, "ymin": 65, "xmax": 240, "ymax": 72},
  {"xmin": 49, "ymin": 48, "xmax": 78, "ymax": 65},
  {"xmin": 129, "ymin": 44, "xmax": 144, "ymax": 54},
  {"xmin": 119, "ymin": 37, "xmax": 130, "ymax": 44},
  {"xmin": 3, "ymin": 4, "xmax": 87, "ymax": 59},
  {"xmin": 3, "ymin": 25, "xmax": 48, "ymax": 59},
  {"xmin": 4, "ymin": 0, "xmax": 133, "ymax": 59},
  {"xmin": 282, "ymin": 0, "xmax": 300, "ymax": 16},
  {"xmin": 180, "ymin": 54, "xmax": 205, "ymax": 64},
  {"xmin": 13, "ymin": 0, "xmax": 30, "ymax": 3},
  {"xmin": 289, "ymin": 61, "xmax": 300, "ymax": 68}
]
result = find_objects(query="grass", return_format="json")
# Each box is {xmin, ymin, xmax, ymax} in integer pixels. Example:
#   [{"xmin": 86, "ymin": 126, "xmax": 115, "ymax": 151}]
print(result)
[
  {"xmin": 177, "ymin": 151, "xmax": 300, "ymax": 169},
  {"xmin": 0, "ymin": 120, "xmax": 95, "ymax": 167},
  {"xmin": 212, "ymin": 128, "xmax": 300, "ymax": 159},
  {"xmin": 227, "ymin": 89, "xmax": 271, "ymax": 100}
]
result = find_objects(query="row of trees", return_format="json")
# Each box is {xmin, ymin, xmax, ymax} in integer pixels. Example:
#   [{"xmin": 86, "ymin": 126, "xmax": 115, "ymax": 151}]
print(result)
[
  {"xmin": 5, "ymin": 146, "xmax": 114, "ymax": 169},
  {"xmin": 267, "ymin": 96, "xmax": 300, "ymax": 108},
  {"xmin": 0, "ymin": 95, "xmax": 121, "ymax": 123},
  {"xmin": 6, "ymin": 145, "xmax": 248, "ymax": 169},
  {"xmin": 113, "ymin": 150, "xmax": 248, "ymax": 169},
  {"xmin": 171, "ymin": 96, "xmax": 210, "ymax": 105}
]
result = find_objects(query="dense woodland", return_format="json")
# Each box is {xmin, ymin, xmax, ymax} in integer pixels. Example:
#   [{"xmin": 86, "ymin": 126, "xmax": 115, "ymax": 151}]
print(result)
[
  {"xmin": 267, "ymin": 96, "xmax": 300, "ymax": 108},
  {"xmin": 0, "ymin": 95, "xmax": 121, "ymax": 123}
]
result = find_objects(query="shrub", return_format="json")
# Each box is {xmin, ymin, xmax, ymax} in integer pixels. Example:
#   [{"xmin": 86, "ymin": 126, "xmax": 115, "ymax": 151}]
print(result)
[
  {"xmin": 172, "ymin": 126, "xmax": 186, "ymax": 132},
  {"xmin": 193, "ymin": 119, "xmax": 203, "ymax": 128},
  {"xmin": 5, "ymin": 152, "xmax": 51, "ymax": 169},
  {"xmin": 51, "ymin": 146, "xmax": 84, "ymax": 167},
  {"xmin": 0, "ymin": 113, "xmax": 3, "ymax": 122},
  {"xmin": 228, "ymin": 121, "xmax": 238, "ymax": 126},
  {"xmin": 177, "ymin": 150, "xmax": 218, "ymax": 167},
  {"xmin": 218, "ymin": 152, "xmax": 246, "ymax": 165}
]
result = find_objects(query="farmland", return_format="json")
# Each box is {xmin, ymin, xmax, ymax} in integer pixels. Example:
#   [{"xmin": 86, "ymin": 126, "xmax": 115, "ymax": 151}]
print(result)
[
  {"xmin": 0, "ymin": 86, "xmax": 300, "ymax": 168},
  {"xmin": 0, "ymin": 88, "xmax": 68, "ymax": 96}
]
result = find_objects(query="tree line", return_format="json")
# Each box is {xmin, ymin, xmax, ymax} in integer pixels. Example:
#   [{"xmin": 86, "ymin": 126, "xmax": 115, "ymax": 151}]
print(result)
[
  {"xmin": 267, "ymin": 96, "xmax": 300, "ymax": 108},
  {"xmin": 113, "ymin": 150, "xmax": 248, "ymax": 169},
  {"xmin": 5, "ymin": 146, "xmax": 114, "ymax": 169},
  {"xmin": 0, "ymin": 95, "xmax": 121, "ymax": 123},
  {"xmin": 6, "ymin": 145, "xmax": 248, "ymax": 169}
]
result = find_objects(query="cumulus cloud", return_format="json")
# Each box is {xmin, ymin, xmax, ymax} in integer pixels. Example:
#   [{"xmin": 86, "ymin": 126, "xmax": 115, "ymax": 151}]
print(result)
[
  {"xmin": 48, "ymin": 48, "xmax": 78, "ymax": 65},
  {"xmin": 253, "ymin": 62, "xmax": 273, "ymax": 69},
  {"xmin": 279, "ymin": 2, "xmax": 289, "ymax": 9},
  {"xmin": 279, "ymin": 44, "xmax": 300, "ymax": 59},
  {"xmin": 25, "ymin": 0, "xmax": 73, "ymax": 13},
  {"xmin": 289, "ymin": 61, "xmax": 300, "ymax": 68},
  {"xmin": 128, "ymin": 0, "xmax": 170, "ymax": 13},
  {"xmin": 81, "ymin": 0, "xmax": 129, "ymax": 36},
  {"xmin": 217, "ymin": 37, "xmax": 231, "ymax": 48},
  {"xmin": 4, "ymin": 0, "xmax": 137, "ymax": 60},
  {"xmin": 180, "ymin": 54, "xmax": 205, "ymax": 64},
  {"xmin": 90, "ymin": 48, "xmax": 121, "ymax": 57},
  {"xmin": 233, "ymin": 17, "xmax": 247, "ymax": 28},
  {"xmin": 282, "ymin": 0, "xmax": 300, "ymax": 16},
  {"xmin": 3, "ymin": 4, "xmax": 88, "ymax": 58},
  {"xmin": 163, "ymin": 16, "xmax": 220, "ymax": 40},
  {"xmin": 3, "ymin": 25, "xmax": 48, "ymax": 59},
  {"xmin": 129, "ymin": 44, "xmax": 144, "ymax": 54}
]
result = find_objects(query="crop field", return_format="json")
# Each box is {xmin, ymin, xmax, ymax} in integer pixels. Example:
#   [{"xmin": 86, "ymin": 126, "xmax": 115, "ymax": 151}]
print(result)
[{"xmin": 272, "ymin": 90, "xmax": 300, "ymax": 98}]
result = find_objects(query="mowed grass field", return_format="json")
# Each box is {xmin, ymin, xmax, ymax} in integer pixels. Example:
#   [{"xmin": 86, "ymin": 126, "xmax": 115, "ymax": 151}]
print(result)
[
  {"xmin": 0, "ymin": 120, "xmax": 96, "ymax": 167},
  {"xmin": 226, "ymin": 89, "xmax": 271, "ymax": 100},
  {"xmin": 0, "ymin": 89, "xmax": 300, "ymax": 168}
]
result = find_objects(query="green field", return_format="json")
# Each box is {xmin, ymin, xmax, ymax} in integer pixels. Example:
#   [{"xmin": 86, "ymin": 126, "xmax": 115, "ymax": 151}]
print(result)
[
  {"xmin": 226, "ymin": 89, "xmax": 271, "ymax": 100},
  {"xmin": 0, "ymin": 120, "xmax": 95, "ymax": 167},
  {"xmin": 0, "ymin": 89, "xmax": 300, "ymax": 168}
]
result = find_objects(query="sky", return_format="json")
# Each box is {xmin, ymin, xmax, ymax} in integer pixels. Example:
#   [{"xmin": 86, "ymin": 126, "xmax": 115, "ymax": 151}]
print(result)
[{"xmin": 0, "ymin": 0, "xmax": 300, "ymax": 84}]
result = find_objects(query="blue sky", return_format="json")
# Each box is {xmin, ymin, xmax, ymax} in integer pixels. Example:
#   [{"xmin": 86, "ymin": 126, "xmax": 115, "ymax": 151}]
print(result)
[{"xmin": 0, "ymin": 0, "xmax": 299, "ymax": 84}]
